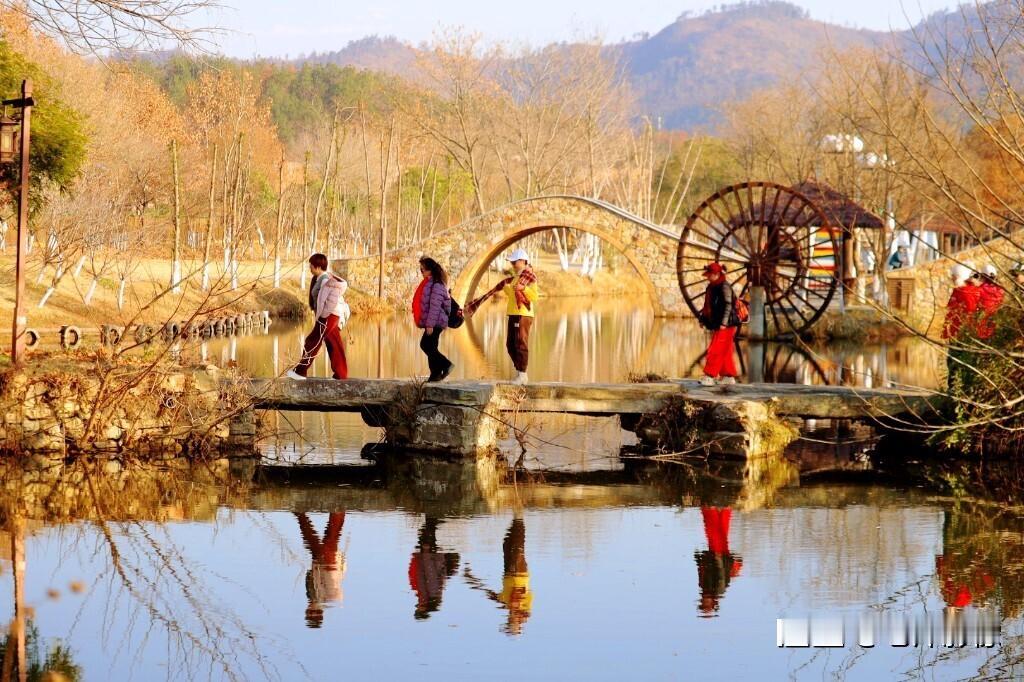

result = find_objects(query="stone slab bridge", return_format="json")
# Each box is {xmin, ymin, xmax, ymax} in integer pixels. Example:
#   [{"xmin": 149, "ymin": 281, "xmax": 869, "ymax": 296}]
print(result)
[
  {"xmin": 244, "ymin": 378, "xmax": 942, "ymax": 459},
  {"xmin": 334, "ymin": 195, "xmax": 686, "ymax": 315}
]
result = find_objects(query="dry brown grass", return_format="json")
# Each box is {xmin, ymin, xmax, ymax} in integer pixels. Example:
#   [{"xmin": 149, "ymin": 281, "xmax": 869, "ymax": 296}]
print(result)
[{"xmin": 0, "ymin": 255, "xmax": 306, "ymax": 332}]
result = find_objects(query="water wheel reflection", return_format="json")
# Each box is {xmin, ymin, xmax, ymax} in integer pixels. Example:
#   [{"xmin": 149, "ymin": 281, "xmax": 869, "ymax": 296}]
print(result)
[{"xmin": 688, "ymin": 341, "xmax": 830, "ymax": 385}]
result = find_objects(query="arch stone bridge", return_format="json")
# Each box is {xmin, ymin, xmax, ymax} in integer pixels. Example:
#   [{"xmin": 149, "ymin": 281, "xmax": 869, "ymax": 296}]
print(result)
[{"xmin": 335, "ymin": 196, "xmax": 687, "ymax": 315}]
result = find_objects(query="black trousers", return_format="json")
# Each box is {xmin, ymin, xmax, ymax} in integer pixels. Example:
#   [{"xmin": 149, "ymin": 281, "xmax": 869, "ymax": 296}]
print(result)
[{"xmin": 419, "ymin": 329, "xmax": 451, "ymax": 378}]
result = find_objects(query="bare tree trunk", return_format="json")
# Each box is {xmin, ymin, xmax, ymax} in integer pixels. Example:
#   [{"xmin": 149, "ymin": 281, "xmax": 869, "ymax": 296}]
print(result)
[
  {"xmin": 274, "ymin": 152, "xmax": 285, "ymax": 289},
  {"xmin": 312, "ymin": 115, "xmax": 338, "ymax": 258},
  {"xmin": 377, "ymin": 118, "xmax": 397, "ymax": 298},
  {"xmin": 202, "ymin": 143, "xmax": 217, "ymax": 291},
  {"xmin": 228, "ymin": 134, "xmax": 243, "ymax": 289},
  {"xmin": 170, "ymin": 139, "xmax": 182, "ymax": 293},
  {"xmin": 300, "ymin": 151, "xmax": 310, "ymax": 290}
]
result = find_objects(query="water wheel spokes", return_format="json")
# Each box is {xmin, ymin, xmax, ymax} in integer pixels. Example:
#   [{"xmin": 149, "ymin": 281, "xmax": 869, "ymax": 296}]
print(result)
[{"xmin": 677, "ymin": 182, "xmax": 839, "ymax": 337}]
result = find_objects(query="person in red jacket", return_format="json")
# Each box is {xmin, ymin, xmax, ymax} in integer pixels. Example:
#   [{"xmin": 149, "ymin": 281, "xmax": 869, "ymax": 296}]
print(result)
[
  {"xmin": 943, "ymin": 263, "xmax": 982, "ymax": 389},
  {"xmin": 976, "ymin": 263, "xmax": 1005, "ymax": 341},
  {"xmin": 942, "ymin": 264, "xmax": 982, "ymax": 340}
]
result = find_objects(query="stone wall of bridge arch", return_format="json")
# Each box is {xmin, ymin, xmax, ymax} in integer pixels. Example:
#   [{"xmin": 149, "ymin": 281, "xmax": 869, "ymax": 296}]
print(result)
[{"xmin": 333, "ymin": 196, "xmax": 687, "ymax": 317}]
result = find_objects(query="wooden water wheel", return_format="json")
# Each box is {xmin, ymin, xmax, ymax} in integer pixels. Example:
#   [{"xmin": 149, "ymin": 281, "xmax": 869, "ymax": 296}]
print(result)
[{"xmin": 676, "ymin": 181, "xmax": 840, "ymax": 337}]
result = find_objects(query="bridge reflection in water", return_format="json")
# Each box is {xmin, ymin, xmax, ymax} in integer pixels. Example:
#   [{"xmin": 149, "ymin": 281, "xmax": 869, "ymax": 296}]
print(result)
[{"xmin": 0, "ymin": 453, "xmax": 1022, "ymax": 679}]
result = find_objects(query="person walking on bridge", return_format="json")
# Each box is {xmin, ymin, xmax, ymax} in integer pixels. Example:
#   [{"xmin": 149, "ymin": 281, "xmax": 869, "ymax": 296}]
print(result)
[
  {"xmin": 287, "ymin": 254, "xmax": 350, "ymax": 380},
  {"xmin": 413, "ymin": 257, "xmax": 455, "ymax": 382},
  {"xmin": 465, "ymin": 248, "xmax": 539, "ymax": 384},
  {"xmin": 698, "ymin": 262, "xmax": 739, "ymax": 386}
]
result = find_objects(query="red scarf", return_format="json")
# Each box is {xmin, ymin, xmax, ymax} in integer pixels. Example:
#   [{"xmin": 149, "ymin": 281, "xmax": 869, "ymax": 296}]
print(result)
[{"xmin": 514, "ymin": 267, "xmax": 537, "ymax": 310}]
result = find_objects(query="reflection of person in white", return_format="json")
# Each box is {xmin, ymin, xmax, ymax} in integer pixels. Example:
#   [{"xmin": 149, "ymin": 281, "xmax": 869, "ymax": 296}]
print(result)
[{"xmin": 295, "ymin": 511, "xmax": 346, "ymax": 628}]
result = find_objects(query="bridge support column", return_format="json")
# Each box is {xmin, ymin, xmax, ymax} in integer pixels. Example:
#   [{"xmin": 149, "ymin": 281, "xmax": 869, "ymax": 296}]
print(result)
[
  {"xmin": 364, "ymin": 383, "xmax": 502, "ymax": 458},
  {"xmin": 624, "ymin": 397, "xmax": 799, "ymax": 458}
]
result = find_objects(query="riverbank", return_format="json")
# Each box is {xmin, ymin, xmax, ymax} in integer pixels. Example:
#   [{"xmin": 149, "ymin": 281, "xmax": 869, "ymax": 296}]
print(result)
[
  {"xmin": 806, "ymin": 307, "xmax": 912, "ymax": 343},
  {"xmin": 0, "ymin": 255, "xmax": 314, "ymax": 333},
  {"xmin": 0, "ymin": 353, "xmax": 258, "ymax": 457}
]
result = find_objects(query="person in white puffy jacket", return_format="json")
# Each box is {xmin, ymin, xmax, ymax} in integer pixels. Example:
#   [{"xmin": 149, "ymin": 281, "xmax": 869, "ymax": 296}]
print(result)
[{"xmin": 287, "ymin": 254, "xmax": 349, "ymax": 380}]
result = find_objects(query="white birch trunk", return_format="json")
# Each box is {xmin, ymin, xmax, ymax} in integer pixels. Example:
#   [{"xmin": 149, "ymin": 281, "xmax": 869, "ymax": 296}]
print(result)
[
  {"xmin": 84, "ymin": 278, "xmax": 98, "ymax": 305},
  {"xmin": 171, "ymin": 260, "xmax": 182, "ymax": 293},
  {"xmin": 37, "ymin": 287, "xmax": 55, "ymax": 308},
  {"xmin": 555, "ymin": 228, "xmax": 570, "ymax": 271}
]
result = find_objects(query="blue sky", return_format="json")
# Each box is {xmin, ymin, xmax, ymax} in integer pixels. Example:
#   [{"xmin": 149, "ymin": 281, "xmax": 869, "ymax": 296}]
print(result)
[{"xmin": 205, "ymin": 1, "xmax": 960, "ymax": 58}]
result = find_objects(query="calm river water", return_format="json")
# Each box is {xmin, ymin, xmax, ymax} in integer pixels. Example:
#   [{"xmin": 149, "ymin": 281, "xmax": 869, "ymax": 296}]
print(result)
[{"xmin": 4, "ymin": 299, "xmax": 1012, "ymax": 682}]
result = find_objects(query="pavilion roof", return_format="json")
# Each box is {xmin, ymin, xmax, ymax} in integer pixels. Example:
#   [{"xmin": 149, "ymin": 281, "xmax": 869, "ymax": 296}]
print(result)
[
  {"xmin": 790, "ymin": 181, "xmax": 885, "ymax": 230},
  {"xmin": 902, "ymin": 213, "xmax": 965, "ymax": 235}
]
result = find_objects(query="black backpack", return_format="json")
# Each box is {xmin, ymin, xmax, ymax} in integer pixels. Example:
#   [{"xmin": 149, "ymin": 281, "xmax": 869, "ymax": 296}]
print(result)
[{"xmin": 448, "ymin": 298, "xmax": 464, "ymax": 328}]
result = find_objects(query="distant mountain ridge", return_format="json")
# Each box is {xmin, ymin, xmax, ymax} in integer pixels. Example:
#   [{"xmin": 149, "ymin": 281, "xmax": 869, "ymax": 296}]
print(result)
[{"xmin": 296, "ymin": 1, "xmax": 982, "ymax": 130}]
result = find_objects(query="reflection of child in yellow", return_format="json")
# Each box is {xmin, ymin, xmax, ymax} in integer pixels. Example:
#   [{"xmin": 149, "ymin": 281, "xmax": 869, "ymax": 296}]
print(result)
[
  {"xmin": 295, "ymin": 511, "xmax": 347, "ymax": 628},
  {"xmin": 465, "ymin": 516, "xmax": 533, "ymax": 635}
]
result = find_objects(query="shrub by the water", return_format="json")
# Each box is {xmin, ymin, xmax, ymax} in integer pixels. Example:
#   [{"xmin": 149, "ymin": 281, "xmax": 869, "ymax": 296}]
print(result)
[{"xmin": 940, "ymin": 302, "xmax": 1024, "ymax": 456}]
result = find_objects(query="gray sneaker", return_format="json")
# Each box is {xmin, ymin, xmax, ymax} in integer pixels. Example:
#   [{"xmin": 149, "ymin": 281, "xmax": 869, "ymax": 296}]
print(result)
[
  {"xmin": 699, "ymin": 375, "xmax": 716, "ymax": 387},
  {"xmin": 718, "ymin": 376, "xmax": 737, "ymax": 385},
  {"xmin": 285, "ymin": 370, "xmax": 307, "ymax": 381}
]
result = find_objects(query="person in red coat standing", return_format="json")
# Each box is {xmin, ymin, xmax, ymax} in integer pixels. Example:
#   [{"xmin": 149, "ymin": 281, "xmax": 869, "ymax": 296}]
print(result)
[
  {"xmin": 977, "ymin": 263, "xmax": 1005, "ymax": 341},
  {"xmin": 698, "ymin": 262, "xmax": 740, "ymax": 386},
  {"xmin": 942, "ymin": 263, "xmax": 982, "ymax": 389}
]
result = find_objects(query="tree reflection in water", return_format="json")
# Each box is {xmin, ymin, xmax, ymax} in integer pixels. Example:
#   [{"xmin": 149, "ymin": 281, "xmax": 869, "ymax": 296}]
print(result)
[
  {"xmin": 0, "ymin": 457, "xmax": 298, "ymax": 682},
  {"xmin": 0, "ymin": 621, "xmax": 80, "ymax": 682}
]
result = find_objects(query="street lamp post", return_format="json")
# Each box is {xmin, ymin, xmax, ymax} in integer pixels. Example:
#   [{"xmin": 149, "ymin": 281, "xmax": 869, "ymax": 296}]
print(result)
[{"xmin": 4, "ymin": 80, "xmax": 33, "ymax": 365}]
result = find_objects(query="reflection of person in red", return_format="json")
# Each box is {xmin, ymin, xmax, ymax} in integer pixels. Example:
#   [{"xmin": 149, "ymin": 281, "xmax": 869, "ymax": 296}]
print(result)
[
  {"xmin": 935, "ymin": 555, "xmax": 995, "ymax": 608},
  {"xmin": 464, "ymin": 516, "xmax": 533, "ymax": 635},
  {"xmin": 694, "ymin": 506, "xmax": 743, "ymax": 617},
  {"xmin": 408, "ymin": 517, "xmax": 460, "ymax": 620},
  {"xmin": 295, "ymin": 511, "xmax": 347, "ymax": 628}
]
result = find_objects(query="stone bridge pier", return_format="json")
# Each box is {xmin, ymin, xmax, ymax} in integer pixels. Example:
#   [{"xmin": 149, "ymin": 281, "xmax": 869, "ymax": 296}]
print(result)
[{"xmin": 334, "ymin": 195, "xmax": 687, "ymax": 316}]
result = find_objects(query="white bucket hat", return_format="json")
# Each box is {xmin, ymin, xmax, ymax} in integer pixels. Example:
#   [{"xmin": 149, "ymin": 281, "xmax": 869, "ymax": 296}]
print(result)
[
  {"xmin": 950, "ymin": 263, "xmax": 971, "ymax": 284},
  {"xmin": 507, "ymin": 247, "xmax": 530, "ymax": 263}
]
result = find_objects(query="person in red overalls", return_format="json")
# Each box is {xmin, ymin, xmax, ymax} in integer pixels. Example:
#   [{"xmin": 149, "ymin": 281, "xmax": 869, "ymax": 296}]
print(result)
[
  {"xmin": 695, "ymin": 506, "xmax": 743, "ymax": 617},
  {"xmin": 698, "ymin": 262, "xmax": 740, "ymax": 386}
]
